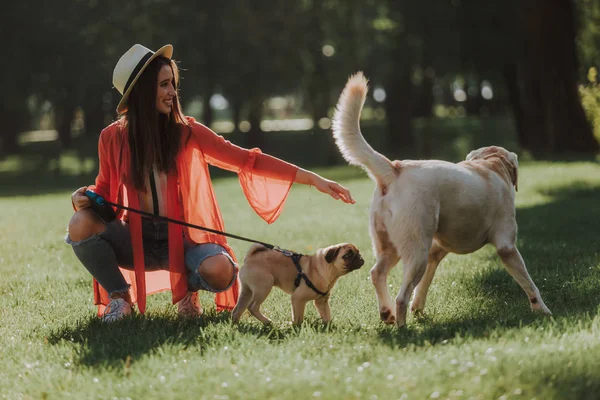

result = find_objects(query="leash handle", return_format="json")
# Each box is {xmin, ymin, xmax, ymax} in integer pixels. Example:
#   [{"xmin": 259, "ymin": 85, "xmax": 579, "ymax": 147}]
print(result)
[{"xmin": 84, "ymin": 190, "xmax": 117, "ymax": 222}]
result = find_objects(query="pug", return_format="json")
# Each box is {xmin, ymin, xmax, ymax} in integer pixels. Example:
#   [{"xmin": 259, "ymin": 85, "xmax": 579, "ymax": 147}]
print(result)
[{"xmin": 232, "ymin": 243, "xmax": 364, "ymax": 325}]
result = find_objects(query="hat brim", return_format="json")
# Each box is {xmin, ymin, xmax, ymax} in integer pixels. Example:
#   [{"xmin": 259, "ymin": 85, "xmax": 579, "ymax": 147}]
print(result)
[{"xmin": 116, "ymin": 44, "xmax": 173, "ymax": 114}]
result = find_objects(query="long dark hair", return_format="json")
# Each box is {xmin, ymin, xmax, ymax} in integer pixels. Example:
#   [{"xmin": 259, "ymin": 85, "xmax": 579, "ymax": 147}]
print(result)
[{"xmin": 121, "ymin": 56, "xmax": 188, "ymax": 191}]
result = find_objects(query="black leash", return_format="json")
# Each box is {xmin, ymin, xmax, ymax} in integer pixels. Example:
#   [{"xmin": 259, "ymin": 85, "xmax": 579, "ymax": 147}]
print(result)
[
  {"xmin": 84, "ymin": 190, "xmax": 282, "ymax": 251},
  {"xmin": 84, "ymin": 190, "xmax": 327, "ymax": 296}
]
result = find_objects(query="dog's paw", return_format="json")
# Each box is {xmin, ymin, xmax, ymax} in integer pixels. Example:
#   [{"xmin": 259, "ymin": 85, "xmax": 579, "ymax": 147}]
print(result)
[
  {"xmin": 530, "ymin": 297, "xmax": 552, "ymax": 316},
  {"xmin": 380, "ymin": 308, "xmax": 396, "ymax": 325},
  {"xmin": 396, "ymin": 305, "xmax": 408, "ymax": 328},
  {"xmin": 532, "ymin": 303, "xmax": 552, "ymax": 316},
  {"xmin": 411, "ymin": 308, "xmax": 427, "ymax": 320},
  {"xmin": 410, "ymin": 300, "xmax": 425, "ymax": 315},
  {"xmin": 395, "ymin": 319, "xmax": 407, "ymax": 329}
]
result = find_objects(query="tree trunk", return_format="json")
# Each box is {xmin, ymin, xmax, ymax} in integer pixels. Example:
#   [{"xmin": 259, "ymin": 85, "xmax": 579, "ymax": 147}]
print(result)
[
  {"xmin": 247, "ymin": 99, "xmax": 264, "ymax": 149},
  {"xmin": 57, "ymin": 102, "xmax": 76, "ymax": 149},
  {"xmin": 0, "ymin": 102, "xmax": 30, "ymax": 154},
  {"xmin": 308, "ymin": 83, "xmax": 337, "ymax": 165},
  {"xmin": 55, "ymin": 83, "xmax": 77, "ymax": 149},
  {"xmin": 503, "ymin": 63, "xmax": 528, "ymax": 149},
  {"xmin": 1, "ymin": 111, "xmax": 22, "ymax": 154},
  {"xmin": 202, "ymin": 90, "xmax": 214, "ymax": 129},
  {"xmin": 414, "ymin": 69, "xmax": 434, "ymax": 118},
  {"xmin": 84, "ymin": 87, "xmax": 108, "ymax": 137},
  {"xmin": 514, "ymin": 0, "xmax": 599, "ymax": 154},
  {"xmin": 384, "ymin": 69, "xmax": 414, "ymax": 156},
  {"xmin": 84, "ymin": 103, "xmax": 106, "ymax": 137},
  {"xmin": 465, "ymin": 80, "xmax": 482, "ymax": 116},
  {"xmin": 231, "ymin": 97, "xmax": 242, "ymax": 134},
  {"xmin": 303, "ymin": 0, "xmax": 338, "ymax": 165}
]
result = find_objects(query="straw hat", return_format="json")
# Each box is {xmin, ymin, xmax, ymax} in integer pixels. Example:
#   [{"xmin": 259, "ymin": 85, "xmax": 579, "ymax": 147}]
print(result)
[{"xmin": 113, "ymin": 44, "xmax": 173, "ymax": 113}]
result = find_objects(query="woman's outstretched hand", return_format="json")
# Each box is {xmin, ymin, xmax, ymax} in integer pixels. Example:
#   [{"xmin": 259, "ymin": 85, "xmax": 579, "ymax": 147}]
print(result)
[
  {"xmin": 295, "ymin": 169, "xmax": 355, "ymax": 204},
  {"xmin": 314, "ymin": 176, "xmax": 355, "ymax": 204}
]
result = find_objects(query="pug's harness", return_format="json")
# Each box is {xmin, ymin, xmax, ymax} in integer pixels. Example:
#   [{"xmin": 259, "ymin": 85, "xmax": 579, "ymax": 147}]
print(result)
[
  {"xmin": 84, "ymin": 190, "xmax": 329, "ymax": 296},
  {"xmin": 277, "ymin": 249, "xmax": 329, "ymax": 297}
]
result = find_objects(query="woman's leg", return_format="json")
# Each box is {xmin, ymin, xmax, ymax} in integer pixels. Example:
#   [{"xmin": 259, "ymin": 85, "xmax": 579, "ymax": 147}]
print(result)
[
  {"xmin": 178, "ymin": 243, "xmax": 238, "ymax": 317},
  {"xmin": 65, "ymin": 209, "xmax": 133, "ymax": 298},
  {"xmin": 177, "ymin": 243, "xmax": 238, "ymax": 317},
  {"xmin": 185, "ymin": 243, "xmax": 238, "ymax": 293},
  {"xmin": 197, "ymin": 255, "xmax": 237, "ymax": 290}
]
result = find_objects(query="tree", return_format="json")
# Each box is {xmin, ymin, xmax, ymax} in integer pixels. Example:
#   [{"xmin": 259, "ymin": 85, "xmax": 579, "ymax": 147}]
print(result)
[
  {"xmin": 458, "ymin": 0, "xmax": 517, "ymax": 116},
  {"xmin": 576, "ymin": 0, "xmax": 600, "ymax": 78},
  {"xmin": 507, "ymin": 0, "xmax": 599, "ymax": 154},
  {"xmin": 0, "ymin": 2, "xmax": 36, "ymax": 154},
  {"xmin": 218, "ymin": 0, "xmax": 305, "ymax": 147}
]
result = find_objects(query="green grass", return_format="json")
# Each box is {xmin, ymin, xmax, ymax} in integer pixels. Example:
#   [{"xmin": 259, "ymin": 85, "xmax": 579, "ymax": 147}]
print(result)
[{"xmin": 1, "ymin": 155, "xmax": 600, "ymax": 399}]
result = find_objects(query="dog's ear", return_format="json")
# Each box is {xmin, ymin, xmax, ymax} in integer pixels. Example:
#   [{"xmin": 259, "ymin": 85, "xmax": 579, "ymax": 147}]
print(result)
[
  {"xmin": 467, "ymin": 146, "xmax": 502, "ymax": 161},
  {"xmin": 325, "ymin": 246, "xmax": 341, "ymax": 263},
  {"xmin": 465, "ymin": 149, "xmax": 480, "ymax": 161}
]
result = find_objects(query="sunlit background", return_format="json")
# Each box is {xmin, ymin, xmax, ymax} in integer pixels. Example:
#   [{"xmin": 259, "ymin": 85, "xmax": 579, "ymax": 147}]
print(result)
[{"xmin": 1, "ymin": 0, "xmax": 600, "ymax": 185}]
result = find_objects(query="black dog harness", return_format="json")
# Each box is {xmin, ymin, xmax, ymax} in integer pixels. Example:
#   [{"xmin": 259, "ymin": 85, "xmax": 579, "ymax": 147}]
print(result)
[{"xmin": 289, "ymin": 253, "xmax": 329, "ymax": 296}]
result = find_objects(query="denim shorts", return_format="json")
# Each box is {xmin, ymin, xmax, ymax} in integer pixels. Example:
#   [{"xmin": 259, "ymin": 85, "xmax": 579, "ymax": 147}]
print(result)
[
  {"xmin": 184, "ymin": 241, "xmax": 239, "ymax": 293},
  {"xmin": 66, "ymin": 217, "xmax": 238, "ymax": 293}
]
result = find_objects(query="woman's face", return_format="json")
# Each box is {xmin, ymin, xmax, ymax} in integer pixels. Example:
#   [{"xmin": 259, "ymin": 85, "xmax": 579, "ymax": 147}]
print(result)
[{"xmin": 156, "ymin": 64, "xmax": 176, "ymax": 114}]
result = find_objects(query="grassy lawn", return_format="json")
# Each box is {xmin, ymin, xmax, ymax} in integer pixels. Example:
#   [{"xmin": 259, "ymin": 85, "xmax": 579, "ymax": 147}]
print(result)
[{"xmin": 1, "ymin": 119, "xmax": 600, "ymax": 399}]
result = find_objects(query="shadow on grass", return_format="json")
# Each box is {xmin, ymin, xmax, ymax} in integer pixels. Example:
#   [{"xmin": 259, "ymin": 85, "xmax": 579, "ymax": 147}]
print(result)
[
  {"xmin": 374, "ymin": 182, "xmax": 600, "ymax": 348},
  {"xmin": 233, "ymin": 317, "xmax": 337, "ymax": 339},
  {"xmin": 548, "ymin": 373, "xmax": 600, "ymax": 400},
  {"xmin": 46, "ymin": 307, "xmax": 336, "ymax": 368},
  {"xmin": 46, "ymin": 310, "xmax": 233, "ymax": 367}
]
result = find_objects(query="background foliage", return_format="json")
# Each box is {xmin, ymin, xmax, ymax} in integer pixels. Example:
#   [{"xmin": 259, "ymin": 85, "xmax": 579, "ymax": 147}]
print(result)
[{"xmin": 1, "ymin": 0, "xmax": 599, "ymax": 163}]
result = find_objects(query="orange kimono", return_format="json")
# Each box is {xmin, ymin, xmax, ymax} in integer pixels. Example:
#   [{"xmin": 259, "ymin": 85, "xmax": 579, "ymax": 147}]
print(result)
[{"xmin": 86, "ymin": 116, "xmax": 298, "ymax": 315}]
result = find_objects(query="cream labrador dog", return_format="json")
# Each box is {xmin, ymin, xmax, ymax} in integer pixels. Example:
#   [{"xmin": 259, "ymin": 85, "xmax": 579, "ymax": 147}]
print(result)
[
  {"xmin": 232, "ymin": 243, "xmax": 364, "ymax": 325},
  {"xmin": 331, "ymin": 72, "xmax": 552, "ymax": 327}
]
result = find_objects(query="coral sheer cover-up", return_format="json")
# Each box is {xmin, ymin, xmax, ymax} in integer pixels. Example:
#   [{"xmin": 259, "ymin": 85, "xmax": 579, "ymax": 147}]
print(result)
[{"xmin": 83, "ymin": 117, "xmax": 298, "ymax": 315}]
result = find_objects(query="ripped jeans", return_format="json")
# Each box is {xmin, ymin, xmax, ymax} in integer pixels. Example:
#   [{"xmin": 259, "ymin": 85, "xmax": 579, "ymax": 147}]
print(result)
[{"xmin": 65, "ymin": 216, "xmax": 238, "ymax": 297}]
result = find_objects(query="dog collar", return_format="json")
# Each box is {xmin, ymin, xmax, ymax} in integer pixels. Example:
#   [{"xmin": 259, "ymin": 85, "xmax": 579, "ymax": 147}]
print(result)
[{"xmin": 290, "ymin": 253, "xmax": 329, "ymax": 297}]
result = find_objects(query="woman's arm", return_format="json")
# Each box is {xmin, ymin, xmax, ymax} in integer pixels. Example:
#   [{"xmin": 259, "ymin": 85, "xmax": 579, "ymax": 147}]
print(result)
[
  {"xmin": 190, "ymin": 120, "xmax": 354, "ymax": 203},
  {"xmin": 295, "ymin": 168, "xmax": 355, "ymax": 204},
  {"xmin": 190, "ymin": 121, "xmax": 297, "ymax": 179}
]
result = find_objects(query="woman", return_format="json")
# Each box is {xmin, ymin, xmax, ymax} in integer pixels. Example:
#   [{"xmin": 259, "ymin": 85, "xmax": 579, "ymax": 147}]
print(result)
[{"xmin": 66, "ymin": 44, "xmax": 354, "ymax": 322}]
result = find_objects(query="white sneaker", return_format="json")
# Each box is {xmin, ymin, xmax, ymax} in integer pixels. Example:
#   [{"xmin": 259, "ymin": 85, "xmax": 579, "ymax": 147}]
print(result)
[
  {"xmin": 177, "ymin": 291, "xmax": 202, "ymax": 318},
  {"xmin": 101, "ymin": 297, "xmax": 132, "ymax": 323}
]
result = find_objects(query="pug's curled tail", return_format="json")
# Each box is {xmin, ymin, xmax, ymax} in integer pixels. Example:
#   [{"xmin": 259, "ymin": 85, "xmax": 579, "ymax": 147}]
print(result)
[
  {"xmin": 246, "ymin": 243, "xmax": 269, "ymax": 259},
  {"xmin": 331, "ymin": 72, "xmax": 398, "ymax": 187}
]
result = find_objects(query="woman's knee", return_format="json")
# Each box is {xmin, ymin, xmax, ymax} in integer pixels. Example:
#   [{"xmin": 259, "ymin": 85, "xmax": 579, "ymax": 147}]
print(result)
[
  {"xmin": 198, "ymin": 255, "xmax": 235, "ymax": 291},
  {"xmin": 67, "ymin": 209, "xmax": 106, "ymax": 242}
]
